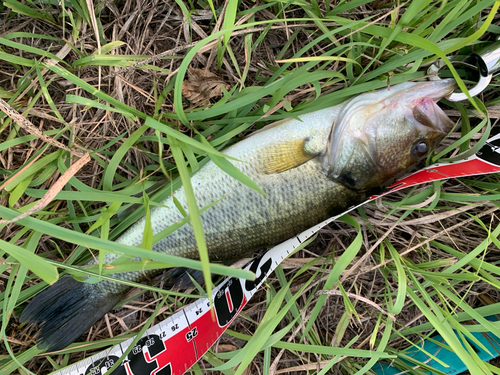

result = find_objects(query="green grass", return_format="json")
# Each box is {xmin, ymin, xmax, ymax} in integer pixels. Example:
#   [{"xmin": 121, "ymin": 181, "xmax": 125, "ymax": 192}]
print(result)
[{"xmin": 0, "ymin": 0, "xmax": 500, "ymax": 374}]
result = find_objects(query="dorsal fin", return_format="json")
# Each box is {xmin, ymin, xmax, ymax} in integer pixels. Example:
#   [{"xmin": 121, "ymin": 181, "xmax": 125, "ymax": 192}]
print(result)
[{"xmin": 248, "ymin": 118, "xmax": 291, "ymax": 137}]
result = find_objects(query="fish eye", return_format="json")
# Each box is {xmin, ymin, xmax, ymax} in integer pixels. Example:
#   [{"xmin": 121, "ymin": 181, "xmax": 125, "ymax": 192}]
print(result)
[{"xmin": 412, "ymin": 141, "xmax": 428, "ymax": 157}]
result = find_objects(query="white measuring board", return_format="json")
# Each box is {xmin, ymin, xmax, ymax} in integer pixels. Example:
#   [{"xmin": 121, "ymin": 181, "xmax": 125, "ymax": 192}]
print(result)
[{"xmin": 52, "ymin": 133, "xmax": 500, "ymax": 375}]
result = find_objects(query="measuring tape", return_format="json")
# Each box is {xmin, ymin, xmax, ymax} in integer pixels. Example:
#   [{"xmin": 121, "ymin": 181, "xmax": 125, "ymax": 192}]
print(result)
[{"xmin": 51, "ymin": 133, "xmax": 500, "ymax": 375}]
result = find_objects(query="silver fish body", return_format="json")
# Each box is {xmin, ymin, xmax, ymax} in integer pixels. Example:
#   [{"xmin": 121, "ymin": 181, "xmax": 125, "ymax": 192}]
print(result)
[
  {"xmin": 20, "ymin": 79, "xmax": 456, "ymax": 351},
  {"xmin": 105, "ymin": 105, "xmax": 361, "ymax": 293}
]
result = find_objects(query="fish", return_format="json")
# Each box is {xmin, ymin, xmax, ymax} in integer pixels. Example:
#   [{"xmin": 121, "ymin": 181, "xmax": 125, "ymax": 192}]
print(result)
[{"xmin": 20, "ymin": 79, "xmax": 456, "ymax": 351}]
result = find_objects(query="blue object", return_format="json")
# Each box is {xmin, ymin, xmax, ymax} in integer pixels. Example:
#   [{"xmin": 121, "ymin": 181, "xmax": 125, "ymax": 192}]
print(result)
[{"xmin": 372, "ymin": 315, "xmax": 500, "ymax": 374}]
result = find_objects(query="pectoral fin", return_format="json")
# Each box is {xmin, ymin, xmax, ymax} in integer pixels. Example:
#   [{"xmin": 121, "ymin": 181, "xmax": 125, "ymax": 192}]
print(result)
[{"xmin": 259, "ymin": 138, "xmax": 321, "ymax": 174}]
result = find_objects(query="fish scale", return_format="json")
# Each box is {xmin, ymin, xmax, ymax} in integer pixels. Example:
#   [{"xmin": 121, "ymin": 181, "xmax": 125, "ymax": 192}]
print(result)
[
  {"xmin": 102, "ymin": 147, "xmax": 360, "ymax": 294},
  {"xmin": 91, "ymin": 107, "xmax": 345, "ymax": 294}
]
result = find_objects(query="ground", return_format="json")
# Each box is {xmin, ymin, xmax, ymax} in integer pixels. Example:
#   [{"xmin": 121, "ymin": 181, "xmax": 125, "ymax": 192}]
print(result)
[{"xmin": 1, "ymin": 1, "xmax": 500, "ymax": 374}]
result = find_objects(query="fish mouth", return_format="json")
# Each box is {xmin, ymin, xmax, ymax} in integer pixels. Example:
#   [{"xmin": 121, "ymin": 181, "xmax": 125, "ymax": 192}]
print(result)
[
  {"xmin": 411, "ymin": 78, "xmax": 457, "ymax": 101},
  {"xmin": 411, "ymin": 96, "xmax": 454, "ymax": 133},
  {"xmin": 409, "ymin": 79, "xmax": 456, "ymax": 133}
]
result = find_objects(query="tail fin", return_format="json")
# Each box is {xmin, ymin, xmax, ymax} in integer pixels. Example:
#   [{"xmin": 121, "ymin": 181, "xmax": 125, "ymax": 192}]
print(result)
[{"xmin": 20, "ymin": 275, "xmax": 123, "ymax": 351}]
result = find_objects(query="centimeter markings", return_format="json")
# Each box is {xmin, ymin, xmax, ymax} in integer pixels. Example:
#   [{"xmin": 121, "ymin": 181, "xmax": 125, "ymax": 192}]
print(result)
[{"xmin": 52, "ymin": 134, "xmax": 500, "ymax": 375}]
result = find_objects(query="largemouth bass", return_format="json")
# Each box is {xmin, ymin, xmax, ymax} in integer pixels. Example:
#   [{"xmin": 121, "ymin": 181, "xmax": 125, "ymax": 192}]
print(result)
[{"xmin": 21, "ymin": 79, "xmax": 456, "ymax": 351}]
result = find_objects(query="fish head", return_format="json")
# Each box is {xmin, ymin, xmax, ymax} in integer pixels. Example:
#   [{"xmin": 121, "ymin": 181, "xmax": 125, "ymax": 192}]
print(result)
[{"xmin": 325, "ymin": 79, "xmax": 456, "ymax": 191}]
